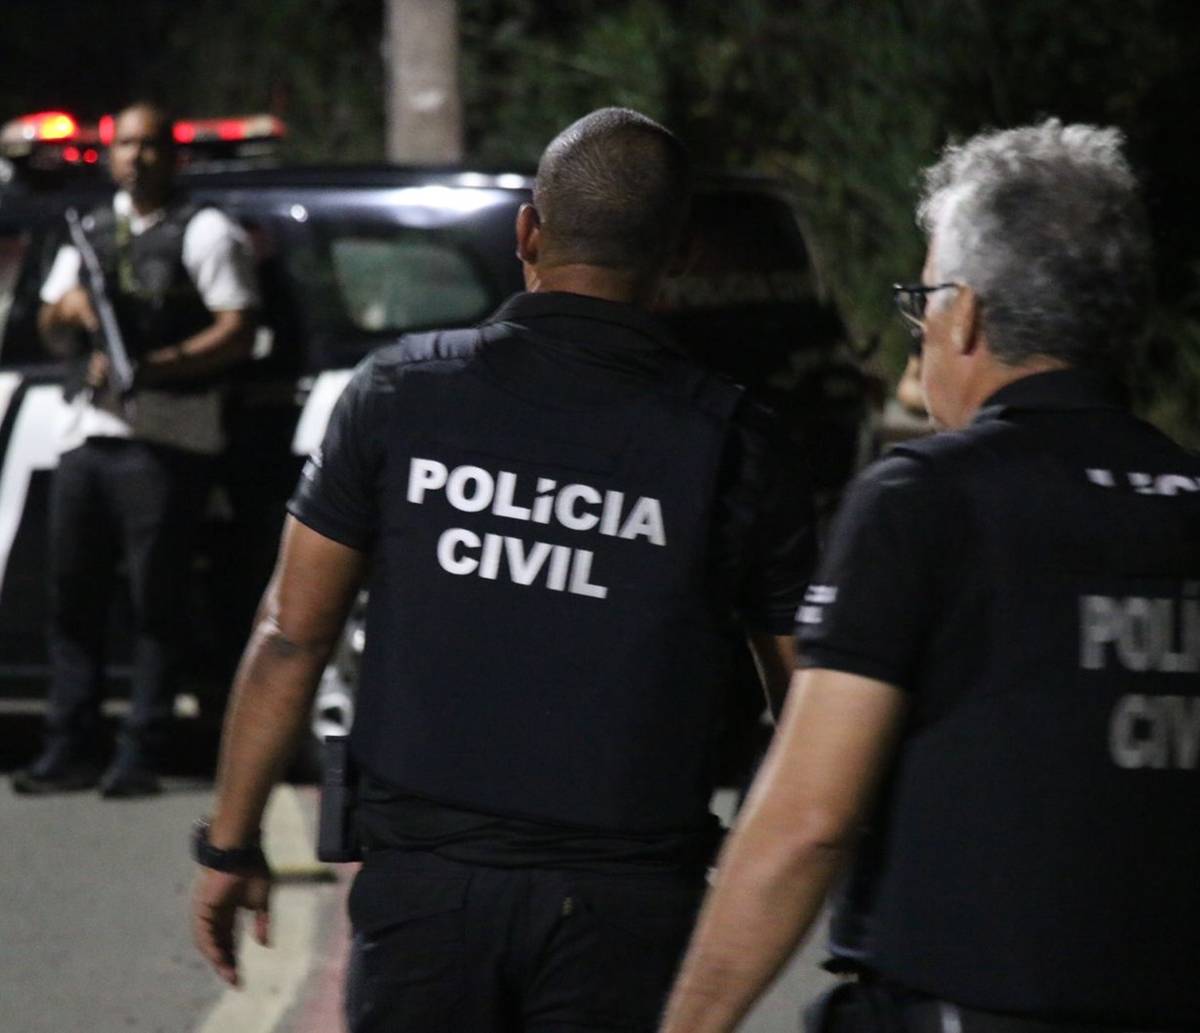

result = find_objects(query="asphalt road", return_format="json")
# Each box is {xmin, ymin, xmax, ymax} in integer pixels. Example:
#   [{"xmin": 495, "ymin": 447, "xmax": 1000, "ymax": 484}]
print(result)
[{"xmin": 0, "ymin": 714, "xmax": 834, "ymax": 1033}]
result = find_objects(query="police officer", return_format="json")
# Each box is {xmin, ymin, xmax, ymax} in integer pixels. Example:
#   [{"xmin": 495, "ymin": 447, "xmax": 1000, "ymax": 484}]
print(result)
[
  {"xmin": 190, "ymin": 107, "xmax": 813, "ymax": 1030},
  {"xmin": 12, "ymin": 102, "xmax": 259, "ymax": 797},
  {"xmin": 662, "ymin": 120, "xmax": 1200, "ymax": 1033}
]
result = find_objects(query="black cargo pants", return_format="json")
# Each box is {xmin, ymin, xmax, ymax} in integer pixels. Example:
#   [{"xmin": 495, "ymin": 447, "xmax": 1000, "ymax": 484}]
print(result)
[
  {"xmin": 345, "ymin": 849, "xmax": 705, "ymax": 1033},
  {"xmin": 46, "ymin": 438, "xmax": 209, "ymax": 754}
]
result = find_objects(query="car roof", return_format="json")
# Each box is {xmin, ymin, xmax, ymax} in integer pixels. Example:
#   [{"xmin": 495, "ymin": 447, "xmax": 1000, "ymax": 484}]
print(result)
[
  {"xmin": 0, "ymin": 158, "xmax": 790, "ymax": 203},
  {"xmin": 176, "ymin": 162, "xmax": 785, "ymax": 191}
]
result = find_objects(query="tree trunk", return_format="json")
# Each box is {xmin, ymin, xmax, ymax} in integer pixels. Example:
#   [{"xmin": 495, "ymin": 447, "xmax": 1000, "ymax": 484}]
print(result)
[{"xmin": 384, "ymin": 0, "xmax": 463, "ymax": 163}]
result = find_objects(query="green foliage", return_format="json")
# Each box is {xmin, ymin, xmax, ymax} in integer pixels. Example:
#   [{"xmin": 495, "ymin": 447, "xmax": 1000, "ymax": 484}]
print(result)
[
  {"xmin": 165, "ymin": 0, "xmax": 385, "ymax": 163},
  {"xmin": 458, "ymin": 0, "xmax": 1200, "ymax": 444},
  {"xmin": 9, "ymin": 0, "xmax": 1193, "ymax": 440}
]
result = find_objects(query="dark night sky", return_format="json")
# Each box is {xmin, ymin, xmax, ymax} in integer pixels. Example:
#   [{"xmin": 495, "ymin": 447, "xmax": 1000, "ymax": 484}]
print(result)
[{"xmin": 3, "ymin": 1, "xmax": 186, "ymax": 118}]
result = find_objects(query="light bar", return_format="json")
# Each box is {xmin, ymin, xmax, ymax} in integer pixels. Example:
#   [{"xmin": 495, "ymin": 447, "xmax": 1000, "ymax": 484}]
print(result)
[
  {"xmin": 31, "ymin": 111, "xmax": 76, "ymax": 141},
  {"xmin": 172, "ymin": 114, "xmax": 286, "ymax": 145},
  {"xmin": 0, "ymin": 111, "xmax": 79, "ymax": 154},
  {"xmin": 0, "ymin": 109, "xmax": 286, "ymax": 167}
]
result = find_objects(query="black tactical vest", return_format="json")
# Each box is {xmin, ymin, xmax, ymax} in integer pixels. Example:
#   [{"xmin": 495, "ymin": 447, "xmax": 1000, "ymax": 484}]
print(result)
[
  {"xmin": 350, "ymin": 324, "xmax": 745, "ymax": 833},
  {"xmin": 834, "ymin": 411, "xmax": 1200, "ymax": 1025},
  {"xmin": 67, "ymin": 198, "xmax": 215, "ymax": 397}
]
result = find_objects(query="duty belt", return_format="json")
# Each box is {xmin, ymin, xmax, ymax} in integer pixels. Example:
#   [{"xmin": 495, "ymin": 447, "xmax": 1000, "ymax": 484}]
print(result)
[{"xmin": 900, "ymin": 998, "xmax": 1176, "ymax": 1033}]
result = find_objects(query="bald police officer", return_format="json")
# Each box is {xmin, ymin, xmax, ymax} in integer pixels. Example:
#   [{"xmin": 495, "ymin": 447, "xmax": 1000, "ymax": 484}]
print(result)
[
  {"xmin": 191, "ymin": 108, "xmax": 813, "ymax": 1032},
  {"xmin": 662, "ymin": 120, "xmax": 1199, "ymax": 1033}
]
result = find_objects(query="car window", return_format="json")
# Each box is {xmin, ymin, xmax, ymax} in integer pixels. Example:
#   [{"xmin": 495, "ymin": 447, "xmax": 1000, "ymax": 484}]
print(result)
[
  {"xmin": 331, "ymin": 236, "xmax": 489, "ymax": 333},
  {"xmin": 287, "ymin": 222, "xmax": 491, "ymax": 348}
]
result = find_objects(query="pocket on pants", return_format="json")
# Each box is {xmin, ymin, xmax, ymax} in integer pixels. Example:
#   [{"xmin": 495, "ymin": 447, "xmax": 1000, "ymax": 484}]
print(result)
[
  {"xmin": 349, "ymin": 865, "xmax": 469, "ymax": 940},
  {"xmin": 345, "ymin": 866, "xmax": 470, "ymax": 1033},
  {"xmin": 543, "ymin": 875, "xmax": 704, "ymax": 1030}
]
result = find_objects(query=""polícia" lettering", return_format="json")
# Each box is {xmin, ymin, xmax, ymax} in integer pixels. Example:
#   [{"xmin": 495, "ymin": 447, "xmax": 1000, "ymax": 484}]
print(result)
[{"xmin": 409, "ymin": 458, "xmax": 667, "ymax": 599}]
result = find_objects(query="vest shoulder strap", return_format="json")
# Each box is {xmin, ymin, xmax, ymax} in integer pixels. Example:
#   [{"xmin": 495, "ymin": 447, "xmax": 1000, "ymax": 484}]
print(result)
[
  {"xmin": 163, "ymin": 198, "xmax": 207, "ymax": 232},
  {"xmin": 890, "ymin": 419, "xmax": 1018, "ymax": 471},
  {"xmin": 374, "ymin": 326, "xmax": 486, "ymax": 373},
  {"xmin": 663, "ymin": 361, "xmax": 745, "ymax": 425}
]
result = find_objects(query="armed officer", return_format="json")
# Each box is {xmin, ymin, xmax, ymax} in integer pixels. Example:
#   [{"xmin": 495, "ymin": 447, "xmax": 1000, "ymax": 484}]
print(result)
[
  {"xmin": 12, "ymin": 102, "xmax": 259, "ymax": 797},
  {"xmin": 190, "ymin": 107, "xmax": 813, "ymax": 1031},
  {"xmin": 662, "ymin": 120, "xmax": 1200, "ymax": 1033}
]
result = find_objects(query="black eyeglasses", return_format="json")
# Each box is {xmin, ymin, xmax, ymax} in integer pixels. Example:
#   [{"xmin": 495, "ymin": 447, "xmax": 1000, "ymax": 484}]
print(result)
[{"xmin": 892, "ymin": 282, "xmax": 959, "ymax": 355}]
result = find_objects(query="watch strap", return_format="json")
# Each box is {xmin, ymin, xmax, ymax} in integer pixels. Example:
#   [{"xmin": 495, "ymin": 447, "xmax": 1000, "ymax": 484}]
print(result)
[{"xmin": 191, "ymin": 818, "xmax": 268, "ymax": 873}]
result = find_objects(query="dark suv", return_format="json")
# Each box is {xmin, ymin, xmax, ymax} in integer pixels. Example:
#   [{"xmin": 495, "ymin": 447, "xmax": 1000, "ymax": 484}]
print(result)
[{"xmin": 0, "ymin": 146, "xmax": 872, "ymax": 765}]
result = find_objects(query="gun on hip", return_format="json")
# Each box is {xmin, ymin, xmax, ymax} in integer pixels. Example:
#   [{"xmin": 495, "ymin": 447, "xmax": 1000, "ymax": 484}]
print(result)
[{"xmin": 64, "ymin": 207, "xmax": 137, "ymax": 400}]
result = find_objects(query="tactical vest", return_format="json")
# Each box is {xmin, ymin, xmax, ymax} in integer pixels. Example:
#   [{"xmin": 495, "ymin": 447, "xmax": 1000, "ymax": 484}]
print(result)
[
  {"xmin": 67, "ymin": 199, "xmax": 214, "ymax": 398},
  {"xmin": 350, "ymin": 325, "xmax": 746, "ymax": 833},
  {"xmin": 835, "ymin": 414, "xmax": 1200, "ymax": 1024}
]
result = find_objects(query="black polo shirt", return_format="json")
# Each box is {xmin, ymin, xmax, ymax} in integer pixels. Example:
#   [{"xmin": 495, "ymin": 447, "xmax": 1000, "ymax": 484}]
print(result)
[
  {"xmin": 291, "ymin": 291, "xmax": 815, "ymax": 870},
  {"xmin": 800, "ymin": 369, "xmax": 1200, "ymax": 1027}
]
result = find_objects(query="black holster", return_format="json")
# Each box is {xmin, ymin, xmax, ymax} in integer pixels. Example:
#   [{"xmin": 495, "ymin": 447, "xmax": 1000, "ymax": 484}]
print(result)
[
  {"xmin": 803, "ymin": 981, "xmax": 907, "ymax": 1033},
  {"xmin": 316, "ymin": 735, "xmax": 362, "ymax": 862}
]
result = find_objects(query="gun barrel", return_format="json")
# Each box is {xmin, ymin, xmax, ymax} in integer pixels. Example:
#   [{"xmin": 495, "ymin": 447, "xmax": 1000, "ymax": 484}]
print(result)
[{"xmin": 64, "ymin": 208, "xmax": 137, "ymax": 397}]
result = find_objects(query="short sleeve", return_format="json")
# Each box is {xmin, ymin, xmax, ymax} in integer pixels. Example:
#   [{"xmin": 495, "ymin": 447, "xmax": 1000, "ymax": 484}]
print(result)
[
  {"xmin": 797, "ymin": 453, "xmax": 948, "ymax": 690},
  {"xmin": 718, "ymin": 403, "xmax": 817, "ymax": 634},
  {"xmin": 181, "ymin": 208, "xmax": 260, "ymax": 311},
  {"xmin": 40, "ymin": 244, "xmax": 81, "ymax": 303},
  {"xmin": 287, "ymin": 358, "xmax": 383, "ymax": 550}
]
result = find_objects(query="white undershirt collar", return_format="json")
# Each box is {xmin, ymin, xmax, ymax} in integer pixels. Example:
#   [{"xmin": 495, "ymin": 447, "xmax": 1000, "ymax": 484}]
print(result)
[{"xmin": 113, "ymin": 190, "xmax": 168, "ymax": 235}]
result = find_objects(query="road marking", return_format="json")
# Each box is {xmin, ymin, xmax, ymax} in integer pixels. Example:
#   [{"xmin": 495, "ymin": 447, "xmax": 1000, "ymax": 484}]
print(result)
[
  {"xmin": 193, "ymin": 785, "xmax": 321, "ymax": 1033},
  {"xmin": 0, "ymin": 694, "xmax": 198, "ymax": 717}
]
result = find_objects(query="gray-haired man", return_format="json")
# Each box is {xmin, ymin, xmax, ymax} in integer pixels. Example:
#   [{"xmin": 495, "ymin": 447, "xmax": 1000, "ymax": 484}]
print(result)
[{"xmin": 662, "ymin": 120, "xmax": 1200, "ymax": 1033}]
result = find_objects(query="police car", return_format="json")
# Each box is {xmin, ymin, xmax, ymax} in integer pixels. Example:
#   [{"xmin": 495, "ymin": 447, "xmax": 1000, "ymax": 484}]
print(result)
[{"xmin": 0, "ymin": 109, "xmax": 872, "ymax": 769}]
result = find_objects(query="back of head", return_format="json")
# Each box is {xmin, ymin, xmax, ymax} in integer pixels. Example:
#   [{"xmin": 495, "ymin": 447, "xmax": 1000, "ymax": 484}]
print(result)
[
  {"xmin": 533, "ymin": 107, "xmax": 692, "ymax": 277},
  {"xmin": 918, "ymin": 119, "xmax": 1152, "ymax": 374}
]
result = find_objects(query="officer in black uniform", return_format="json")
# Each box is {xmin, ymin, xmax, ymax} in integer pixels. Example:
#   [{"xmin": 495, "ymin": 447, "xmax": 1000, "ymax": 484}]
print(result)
[
  {"xmin": 190, "ymin": 108, "xmax": 814, "ymax": 1031},
  {"xmin": 12, "ymin": 102, "xmax": 258, "ymax": 797},
  {"xmin": 662, "ymin": 119, "xmax": 1200, "ymax": 1033}
]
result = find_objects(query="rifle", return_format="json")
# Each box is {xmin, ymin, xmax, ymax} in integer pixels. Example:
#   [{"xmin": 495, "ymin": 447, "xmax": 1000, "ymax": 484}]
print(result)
[{"xmin": 64, "ymin": 207, "xmax": 137, "ymax": 399}]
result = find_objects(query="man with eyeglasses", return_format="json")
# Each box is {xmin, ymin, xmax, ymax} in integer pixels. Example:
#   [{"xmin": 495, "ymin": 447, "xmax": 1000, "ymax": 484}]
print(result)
[{"xmin": 661, "ymin": 120, "xmax": 1200, "ymax": 1033}]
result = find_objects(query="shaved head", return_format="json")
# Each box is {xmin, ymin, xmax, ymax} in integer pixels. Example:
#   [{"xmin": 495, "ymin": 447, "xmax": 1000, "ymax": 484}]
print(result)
[{"xmin": 532, "ymin": 108, "xmax": 692, "ymax": 276}]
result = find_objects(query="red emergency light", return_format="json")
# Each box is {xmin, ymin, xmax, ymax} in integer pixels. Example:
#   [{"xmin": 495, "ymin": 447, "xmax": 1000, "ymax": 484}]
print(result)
[
  {"xmin": 34, "ymin": 111, "xmax": 76, "ymax": 141},
  {"xmin": 172, "ymin": 115, "xmax": 285, "ymax": 145},
  {"xmin": 3, "ymin": 111, "xmax": 79, "ymax": 145},
  {"xmin": 1, "ymin": 109, "xmax": 285, "ymax": 172}
]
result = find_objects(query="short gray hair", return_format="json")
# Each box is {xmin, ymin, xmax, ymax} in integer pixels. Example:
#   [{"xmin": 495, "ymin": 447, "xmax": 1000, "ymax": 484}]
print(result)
[{"xmin": 918, "ymin": 119, "xmax": 1151, "ymax": 371}]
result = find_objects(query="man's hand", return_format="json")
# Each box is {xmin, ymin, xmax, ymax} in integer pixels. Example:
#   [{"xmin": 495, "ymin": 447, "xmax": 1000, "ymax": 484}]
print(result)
[
  {"xmin": 55, "ymin": 286, "xmax": 99, "ymax": 333},
  {"xmin": 191, "ymin": 866, "xmax": 273, "ymax": 987},
  {"xmin": 189, "ymin": 519, "xmax": 365, "ymax": 987},
  {"xmin": 38, "ymin": 286, "xmax": 100, "ymax": 357},
  {"xmin": 86, "ymin": 351, "xmax": 109, "ymax": 390}
]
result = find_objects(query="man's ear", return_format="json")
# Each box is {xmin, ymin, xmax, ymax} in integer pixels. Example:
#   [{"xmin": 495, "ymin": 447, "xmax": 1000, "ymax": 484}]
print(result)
[
  {"xmin": 949, "ymin": 285, "xmax": 983, "ymax": 356},
  {"xmin": 515, "ymin": 204, "xmax": 541, "ymax": 265}
]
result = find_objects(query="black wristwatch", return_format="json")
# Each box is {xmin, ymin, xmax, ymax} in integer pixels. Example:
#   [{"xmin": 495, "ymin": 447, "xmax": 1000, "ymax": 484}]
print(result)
[{"xmin": 191, "ymin": 818, "xmax": 268, "ymax": 873}]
